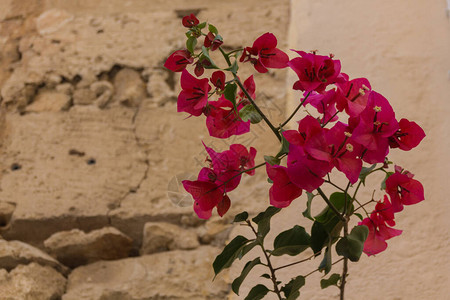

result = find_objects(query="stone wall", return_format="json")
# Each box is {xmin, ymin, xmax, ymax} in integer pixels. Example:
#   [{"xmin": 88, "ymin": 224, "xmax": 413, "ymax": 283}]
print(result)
[{"xmin": 0, "ymin": 0, "xmax": 448, "ymax": 299}]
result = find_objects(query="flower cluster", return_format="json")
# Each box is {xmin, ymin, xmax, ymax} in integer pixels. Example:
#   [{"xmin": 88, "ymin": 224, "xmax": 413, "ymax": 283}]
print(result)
[
  {"xmin": 165, "ymin": 15, "xmax": 425, "ymax": 258},
  {"xmin": 182, "ymin": 143, "xmax": 256, "ymax": 219}
]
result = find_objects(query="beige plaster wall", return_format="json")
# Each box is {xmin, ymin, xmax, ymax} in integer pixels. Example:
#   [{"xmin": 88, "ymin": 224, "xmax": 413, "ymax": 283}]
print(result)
[{"xmin": 285, "ymin": 0, "xmax": 450, "ymax": 299}]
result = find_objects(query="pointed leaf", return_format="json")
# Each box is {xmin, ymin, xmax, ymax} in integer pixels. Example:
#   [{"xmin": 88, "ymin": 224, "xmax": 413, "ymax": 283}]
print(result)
[
  {"xmin": 252, "ymin": 206, "xmax": 282, "ymax": 241},
  {"xmin": 233, "ymin": 211, "xmax": 249, "ymax": 223},
  {"xmin": 381, "ymin": 171, "xmax": 394, "ymax": 190},
  {"xmin": 261, "ymin": 273, "xmax": 271, "ymax": 279},
  {"xmin": 239, "ymin": 240, "xmax": 258, "ymax": 259},
  {"xmin": 244, "ymin": 284, "xmax": 269, "ymax": 300},
  {"xmin": 310, "ymin": 221, "xmax": 328, "ymax": 254},
  {"xmin": 272, "ymin": 225, "xmax": 310, "ymax": 256},
  {"xmin": 302, "ymin": 192, "xmax": 316, "ymax": 220},
  {"xmin": 186, "ymin": 36, "xmax": 197, "ymax": 54},
  {"xmin": 201, "ymin": 46, "xmax": 218, "ymax": 68},
  {"xmin": 336, "ymin": 225, "xmax": 369, "ymax": 262},
  {"xmin": 239, "ymin": 104, "xmax": 263, "ymax": 124},
  {"xmin": 281, "ymin": 275, "xmax": 305, "ymax": 300},
  {"xmin": 232, "ymin": 258, "xmax": 262, "ymax": 295},
  {"xmin": 197, "ymin": 22, "xmax": 207, "ymax": 29},
  {"xmin": 318, "ymin": 246, "xmax": 332, "ymax": 275},
  {"xmin": 320, "ymin": 273, "xmax": 341, "ymax": 289},
  {"xmin": 208, "ymin": 24, "xmax": 218, "ymax": 34},
  {"xmin": 276, "ymin": 133, "xmax": 290, "ymax": 158},
  {"xmin": 359, "ymin": 163, "xmax": 377, "ymax": 185},
  {"xmin": 213, "ymin": 235, "xmax": 250, "ymax": 276},
  {"xmin": 354, "ymin": 212, "xmax": 363, "ymax": 221},
  {"xmin": 224, "ymin": 83, "xmax": 237, "ymax": 107},
  {"xmin": 264, "ymin": 155, "xmax": 280, "ymax": 166}
]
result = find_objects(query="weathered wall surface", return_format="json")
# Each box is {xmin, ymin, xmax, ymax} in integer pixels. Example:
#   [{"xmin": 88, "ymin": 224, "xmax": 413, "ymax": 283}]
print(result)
[{"xmin": 0, "ymin": 0, "xmax": 448, "ymax": 299}]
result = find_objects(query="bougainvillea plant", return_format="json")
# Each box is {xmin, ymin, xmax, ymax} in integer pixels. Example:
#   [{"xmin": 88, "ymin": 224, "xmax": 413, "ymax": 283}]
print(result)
[{"xmin": 165, "ymin": 15, "xmax": 425, "ymax": 300}]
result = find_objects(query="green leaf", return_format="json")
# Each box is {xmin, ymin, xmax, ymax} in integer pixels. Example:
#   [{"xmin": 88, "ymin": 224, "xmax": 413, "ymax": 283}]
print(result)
[
  {"xmin": 320, "ymin": 273, "xmax": 341, "ymax": 289},
  {"xmin": 281, "ymin": 276, "xmax": 305, "ymax": 300},
  {"xmin": 224, "ymin": 83, "xmax": 237, "ymax": 107},
  {"xmin": 310, "ymin": 221, "xmax": 329, "ymax": 254},
  {"xmin": 264, "ymin": 155, "xmax": 280, "ymax": 166},
  {"xmin": 318, "ymin": 246, "xmax": 332, "ymax": 275},
  {"xmin": 267, "ymin": 177, "xmax": 273, "ymax": 184},
  {"xmin": 336, "ymin": 225, "xmax": 369, "ymax": 262},
  {"xmin": 230, "ymin": 59, "xmax": 239, "ymax": 74},
  {"xmin": 381, "ymin": 171, "xmax": 394, "ymax": 190},
  {"xmin": 261, "ymin": 273, "xmax": 271, "ymax": 279},
  {"xmin": 186, "ymin": 36, "xmax": 197, "ymax": 54},
  {"xmin": 302, "ymin": 192, "xmax": 316, "ymax": 221},
  {"xmin": 232, "ymin": 258, "xmax": 262, "ymax": 295},
  {"xmin": 359, "ymin": 163, "xmax": 377, "ymax": 185},
  {"xmin": 244, "ymin": 284, "xmax": 269, "ymax": 300},
  {"xmin": 354, "ymin": 212, "xmax": 363, "ymax": 221},
  {"xmin": 239, "ymin": 104, "xmax": 263, "ymax": 124},
  {"xmin": 276, "ymin": 133, "xmax": 290, "ymax": 158},
  {"xmin": 233, "ymin": 211, "xmax": 249, "ymax": 223},
  {"xmin": 213, "ymin": 235, "xmax": 250, "ymax": 276},
  {"xmin": 314, "ymin": 192, "xmax": 353, "ymax": 223},
  {"xmin": 239, "ymin": 240, "xmax": 258, "ymax": 259},
  {"xmin": 208, "ymin": 24, "xmax": 218, "ymax": 34},
  {"xmin": 197, "ymin": 22, "xmax": 207, "ymax": 29},
  {"xmin": 201, "ymin": 46, "xmax": 218, "ymax": 68},
  {"xmin": 272, "ymin": 225, "xmax": 310, "ymax": 256},
  {"xmin": 252, "ymin": 206, "xmax": 281, "ymax": 241}
]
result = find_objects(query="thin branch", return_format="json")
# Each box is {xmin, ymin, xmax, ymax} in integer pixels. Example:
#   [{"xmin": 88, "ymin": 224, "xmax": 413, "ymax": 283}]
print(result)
[
  {"xmin": 278, "ymin": 92, "xmax": 311, "ymax": 129},
  {"xmin": 246, "ymin": 221, "xmax": 283, "ymax": 300},
  {"xmin": 317, "ymin": 187, "xmax": 346, "ymax": 222}
]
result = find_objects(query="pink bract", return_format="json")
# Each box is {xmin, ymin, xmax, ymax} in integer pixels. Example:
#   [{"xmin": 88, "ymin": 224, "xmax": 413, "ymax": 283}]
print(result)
[{"xmin": 240, "ymin": 32, "xmax": 289, "ymax": 73}]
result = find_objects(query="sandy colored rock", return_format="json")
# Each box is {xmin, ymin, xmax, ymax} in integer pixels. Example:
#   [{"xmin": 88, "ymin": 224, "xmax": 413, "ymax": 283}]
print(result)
[
  {"xmin": 36, "ymin": 8, "xmax": 74, "ymax": 35},
  {"xmin": 0, "ymin": 202, "xmax": 15, "ymax": 229},
  {"xmin": 197, "ymin": 217, "xmax": 232, "ymax": 246},
  {"xmin": 25, "ymin": 90, "xmax": 71, "ymax": 112},
  {"xmin": 44, "ymin": 227, "xmax": 133, "ymax": 268},
  {"xmin": 63, "ymin": 246, "xmax": 229, "ymax": 300},
  {"xmin": 0, "ymin": 262, "xmax": 66, "ymax": 300},
  {"xmin": 0, "ymin": 107, "xmax": 147, "ymax": 246},
  {"xmin": 113, "ymin": 68, "xmax": 146, "ymax": 107},
  {"xmin": 0, "ymin": 239, "xmax": 68, "ymax": 274},
  {"xmin": 90, "ymin": 80, "xmax": 113, "ymax": 108},
  {"xmin": 141, "ymin": 221, "xmax": 199, "ymax": 254},
  {"xmin": 73, "ymin": 87, "xmax": 96, "ymax": 105}
]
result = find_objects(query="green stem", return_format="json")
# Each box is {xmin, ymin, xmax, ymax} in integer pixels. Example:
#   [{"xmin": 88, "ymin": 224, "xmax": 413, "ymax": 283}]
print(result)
[
  {"xmin": 247, "ymin": 221, "xmax": 283, "ymax": 300},
  {"xmin": 219, "ymin": 47, "xmax": 282, "ymax": 142},
  {"xmin": 278, "ymin": 92, "xmax": 311, "ymax": 129}
]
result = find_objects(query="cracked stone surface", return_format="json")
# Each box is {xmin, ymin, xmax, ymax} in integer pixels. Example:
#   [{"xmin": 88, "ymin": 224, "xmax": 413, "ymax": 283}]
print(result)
[{"xmin": 63, "ymin": 246, "xmax": 229, "ymax": 300}]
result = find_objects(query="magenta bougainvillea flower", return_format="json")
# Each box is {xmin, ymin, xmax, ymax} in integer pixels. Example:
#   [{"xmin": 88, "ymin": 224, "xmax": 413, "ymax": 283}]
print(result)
[
  {"xmin": 283, "ymin": 116, "xmax": 333, "ymax": 192},
  {"xmin": 164, "ymin": 49, "xmax": 194, "ymax": 72},
  {"xmin": 389, "ymin": 118, "xmax": 426, "ymax": 151},
  {"xmin": 210, "ymin": 71, "xmax": 226, "ymax": 90},
  {"xmin": 359, "ymin": 195, "xmax": 402, "ymax": 256},
  {"xmin": 229, "ymin": 144, "xmax": 257, "ymax": 175},
  {"xmin": 325, "ymin": 122, "xmax": 362, "ymax": 183},
  {"xmin": 266, "ymin": 163, "xmax": 302, "ymax": 208},
  {"xmin": 204, "ymin": 32, "xmax": 223, "ymax": 51},
  {"xmin": 288, "ymin": 51, "xmax": 341, "ymax": 92},
  {"xmin": 336, "ymin": 77, "xmax": 372, "ymax": 117},
  {"xmin": 183, "ymin": 178, "xmax": 223, "ymax": 220},
  {"xmin": 182, "ymin": 14, "xmax": 199, "ymax": 28},
  {"xmin": 237, "ymin": 75, "xmax": 256, "ymax": 101},
  {"xmin": 240, "ymin": 32, "xmax": 289, "ymax": 73},
  {"xmin": 183, "ymin": 143, "xmax": 256, "ymax": 219},
  {"xmin": 303, "ymin": 90, "xmax": 339, "ymax": 125},
  {"xmin": 385, "ymin": 166, "xmax": 425, "ymax": 212},
  {"xmin": 352, "ymin": 91, "xmax": 399, "ymax": 163},
  {"xmin": 177, "ymin": 69, "xmax": 211, "ymax": 116},
  {"xmin": 205, "ymin": 96, "xmax": 250, "ymax": 138}
]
